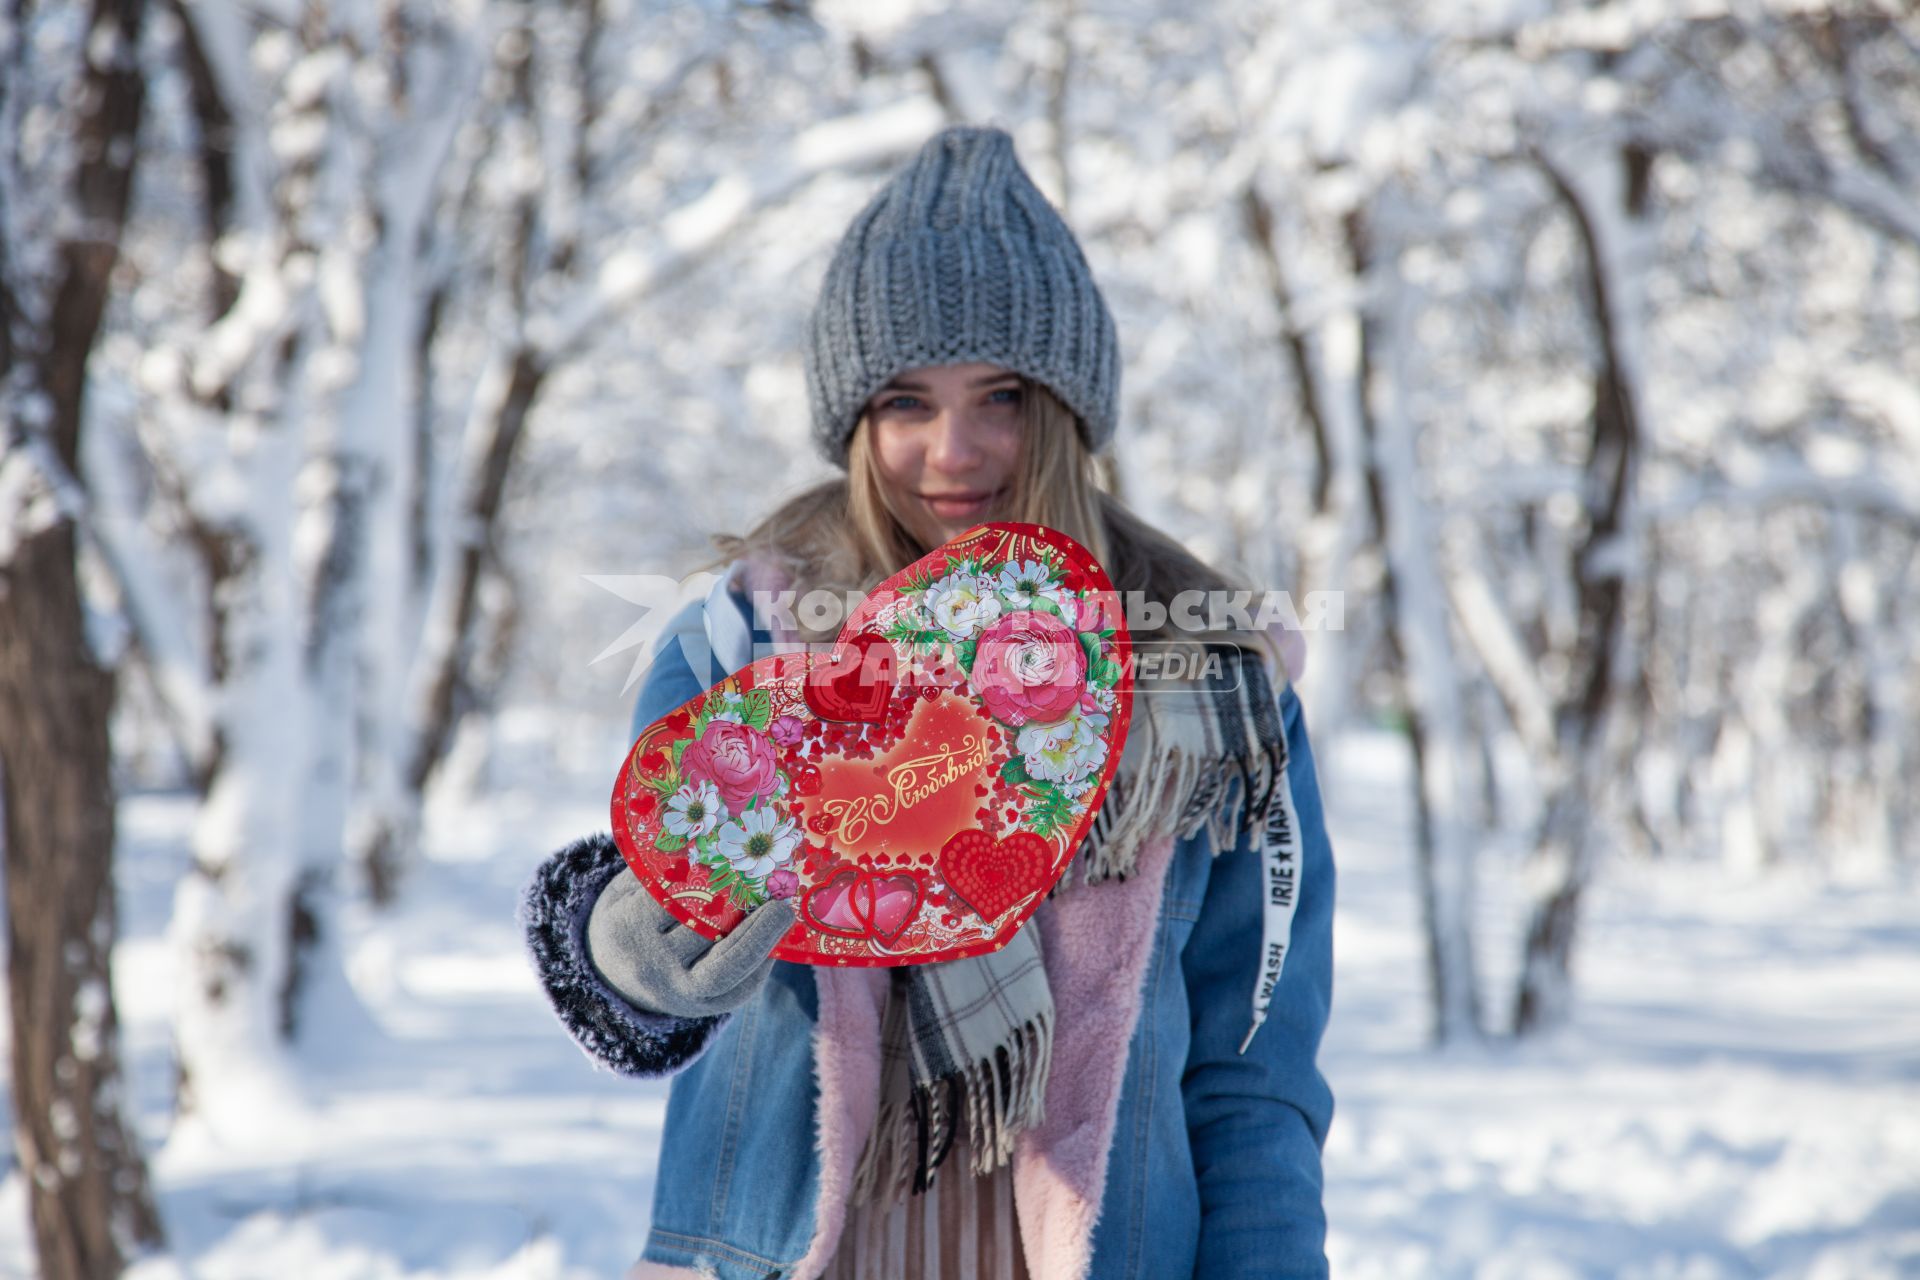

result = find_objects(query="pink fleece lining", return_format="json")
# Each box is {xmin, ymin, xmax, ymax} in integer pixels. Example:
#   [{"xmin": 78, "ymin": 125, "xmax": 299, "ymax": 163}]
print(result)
[
  {"xmin": 791, "ymin": 966, "xmax": 890, "ymax": 1276},
  {"xmin": 1009, "ymin": 833, "xmax": 1177, "ymax": 1280}
]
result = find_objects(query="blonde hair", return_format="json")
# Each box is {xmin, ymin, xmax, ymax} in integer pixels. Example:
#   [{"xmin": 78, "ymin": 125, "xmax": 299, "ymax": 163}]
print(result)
[{"xmin": 705, "ymin": 378, "xmax": 1253, "ymax": 653}]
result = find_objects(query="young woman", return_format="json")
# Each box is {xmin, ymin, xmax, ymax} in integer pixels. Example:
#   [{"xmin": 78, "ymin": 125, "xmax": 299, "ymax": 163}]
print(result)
[{"xmin": 523, "ymin": 125, "xmax": 1335, "ymax": 1280}]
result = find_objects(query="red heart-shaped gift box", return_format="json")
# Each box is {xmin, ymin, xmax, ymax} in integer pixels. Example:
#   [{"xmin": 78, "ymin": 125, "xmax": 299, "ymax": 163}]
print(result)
[{"xmin": 611, "ymin": 522, "xmax": 1133, "ymax": 966}]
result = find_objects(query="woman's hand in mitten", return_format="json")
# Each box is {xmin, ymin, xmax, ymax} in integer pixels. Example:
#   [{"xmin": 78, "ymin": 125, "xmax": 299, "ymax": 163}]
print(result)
[{"xmin": 586, "ymin": 870, "xmax": 796, "ymax": 1018}]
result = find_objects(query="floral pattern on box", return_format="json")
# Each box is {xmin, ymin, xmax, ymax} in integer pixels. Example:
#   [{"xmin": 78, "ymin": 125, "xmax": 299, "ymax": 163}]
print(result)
[{"xmin": 612, "ymin": 522, "xmax": 1133, "ymax": 966}]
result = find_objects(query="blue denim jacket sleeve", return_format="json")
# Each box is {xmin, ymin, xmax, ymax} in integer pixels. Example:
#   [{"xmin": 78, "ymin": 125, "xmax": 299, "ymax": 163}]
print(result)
[
  {"xmin": 625, "ymin": 614, "xmax": 714, "ymax": 749},
  {"xmin": 1180, "ymin": 681, "xmax": 1336, "ymax": 1278},
  {"xmin": 518, "ymin": 596, "xmax": 745, "ymax": 1078}
]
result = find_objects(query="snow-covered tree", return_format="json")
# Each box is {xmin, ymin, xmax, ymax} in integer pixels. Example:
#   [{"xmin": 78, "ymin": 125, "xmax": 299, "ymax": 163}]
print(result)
[
  {"xmin": 76, "ymin": 0, "xmax": 943, "ymax": 1134},
  {"xmin": 0, "ymin": 0, "xmax": 168, "ymax": 1271}
]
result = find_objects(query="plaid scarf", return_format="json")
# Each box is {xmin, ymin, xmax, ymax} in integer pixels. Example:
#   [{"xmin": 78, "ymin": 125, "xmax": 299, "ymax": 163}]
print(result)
[
  {"xmin": 848, "ymin": 644, "xmax": 1302, "ymax": 1205},
  {"xmin": 713, "ymin": 559, "xmax": 1305, "ymax": 1205},
  {"xmin": 850, "ymin": 922, "xmax": 1054, "ymax": 1204}
]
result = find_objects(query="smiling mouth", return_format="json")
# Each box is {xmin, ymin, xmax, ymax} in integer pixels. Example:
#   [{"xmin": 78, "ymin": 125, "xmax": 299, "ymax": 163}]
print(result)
[{"xmin": 919, "ymin": 487, "xmax": 1005, "ymax": 509}]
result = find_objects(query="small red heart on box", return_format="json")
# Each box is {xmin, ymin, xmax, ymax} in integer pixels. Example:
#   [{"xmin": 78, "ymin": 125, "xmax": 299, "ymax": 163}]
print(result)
[
  {"xmin": 863, "ymin": 873, "xmax": 921, "ymax": 943},
  {"xmin": 804, "ymin": 868, "xmax": 924, "ymax": 944},
  {"xmin": 803, "ymin": 867, "xmax": 867, "ymax": 938},
  {"xmin": 938, "ymin": 829, "xmax": 1054, "ymax": 923},
  {"xmin": 804, "ymin": 632, "xmax": 896, "ymax": 724},
  {"xmin": 611, "ymin": 522, "xmax": 1133, "ymax": 966}
]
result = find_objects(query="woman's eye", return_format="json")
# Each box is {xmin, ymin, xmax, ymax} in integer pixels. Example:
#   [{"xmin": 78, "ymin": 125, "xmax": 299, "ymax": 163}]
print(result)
[{"xmin": 874, "ymin": 388, "xmax": 1020, "ymax": 414}]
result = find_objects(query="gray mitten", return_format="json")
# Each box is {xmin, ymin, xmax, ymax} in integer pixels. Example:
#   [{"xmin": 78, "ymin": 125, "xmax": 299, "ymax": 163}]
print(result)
[{"xmin": 586, "ymin": 870, "xmax": 797, "ymax": 1018}]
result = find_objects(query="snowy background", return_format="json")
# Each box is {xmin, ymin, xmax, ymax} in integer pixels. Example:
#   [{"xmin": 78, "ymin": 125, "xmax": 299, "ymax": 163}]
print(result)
[{"xmin": 4, "ymin": 0, "xmax": 1919, "ymax": 1275}]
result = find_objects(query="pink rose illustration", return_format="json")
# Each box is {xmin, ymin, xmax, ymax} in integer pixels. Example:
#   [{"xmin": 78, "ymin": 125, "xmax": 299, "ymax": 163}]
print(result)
[
  {"xmin": 970, "ymin": 609, "xmax": 1087, "ymax": 727},
  {"xmin": 681, "ymin": 720, "xmax": 781, "ymax": 812}
]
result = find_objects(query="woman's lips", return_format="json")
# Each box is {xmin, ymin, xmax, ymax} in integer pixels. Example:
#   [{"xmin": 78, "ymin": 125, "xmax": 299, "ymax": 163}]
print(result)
[{"xmin": 921, "ymin": 489, "xmax": 999, "ymax": 519}]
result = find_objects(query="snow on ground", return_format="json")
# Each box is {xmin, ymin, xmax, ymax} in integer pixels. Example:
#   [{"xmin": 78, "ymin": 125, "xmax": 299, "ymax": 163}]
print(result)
[
  {"xmin": 1319, "ymin": 733, "xmax": 1920, "ymax": 1280},
  {"xmin": 1, "ymin": 728, "xmax": 1916, "ymax": 1278}
]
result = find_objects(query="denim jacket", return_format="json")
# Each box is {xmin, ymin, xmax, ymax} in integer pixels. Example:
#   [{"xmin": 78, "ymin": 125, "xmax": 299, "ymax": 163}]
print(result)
[{"xmin": 522, "ymin": 580, "xmax": 1335, "ymax": 1279}]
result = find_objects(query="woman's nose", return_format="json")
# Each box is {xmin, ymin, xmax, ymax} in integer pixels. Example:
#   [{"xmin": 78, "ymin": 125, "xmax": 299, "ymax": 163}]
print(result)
[{"xmin": 925, "ymin": 411, "xmax": 987, "ymax": 471}]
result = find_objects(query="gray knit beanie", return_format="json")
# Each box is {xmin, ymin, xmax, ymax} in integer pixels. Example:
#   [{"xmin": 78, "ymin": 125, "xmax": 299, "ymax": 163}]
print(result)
[{"xmin": 803, "ymin": 124, "xmax": 1120, "ymax": 466}]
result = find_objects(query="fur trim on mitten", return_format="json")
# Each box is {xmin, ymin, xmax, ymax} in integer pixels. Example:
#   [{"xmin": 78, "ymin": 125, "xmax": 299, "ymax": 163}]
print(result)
[{"xmin": 518, "ymin": 831, "xmax": 727, "ymax": 1077}]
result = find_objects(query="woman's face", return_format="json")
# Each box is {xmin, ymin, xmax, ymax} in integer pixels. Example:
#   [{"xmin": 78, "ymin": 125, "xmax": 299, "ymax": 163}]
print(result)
[{"xmin": 865, "ymin": 361, "xmax": 1024, "ymax": 547}]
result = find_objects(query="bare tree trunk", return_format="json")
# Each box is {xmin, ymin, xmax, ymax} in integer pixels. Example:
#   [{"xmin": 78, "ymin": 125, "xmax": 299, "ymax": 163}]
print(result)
[
  {"xmin": 169, "ymin": 433, "xmax": 313, "ymax": 1123},
  {"xmin": 357, "ymin": 2, "xmax": 594, "ymax": 900},
  {"xmin": 360, "ymin": 344, "xmax": 546, "ymax": 902},
  {"xmin": 1513, "ymin": 144, "xmax": 1648, "ymax": 1034},
  {"xmin": 1240, "ymin": 176, "xmax": 1374, "ymax": 734},
  {"xmin": 0, "ymin": 0, "xmax": 166, "ymax": 1270},
  {"xmin": 0, "ymin": 527, "xmax": 167, "ymax": 1280},
  {"xmin": 1045, "ymin": 0, "xmax": 1075, "ymax": 216},
  {"xmin": 158, "ymin": 0, "xmax": 334, "ymax": 1117},
  {"xmin": 1347, "ymin": 208, "xmax": 1483, "ymax": 1044},
  {"xmin": 1242, "ymin": 184, "xmax": 1334, "ymax": 514}
]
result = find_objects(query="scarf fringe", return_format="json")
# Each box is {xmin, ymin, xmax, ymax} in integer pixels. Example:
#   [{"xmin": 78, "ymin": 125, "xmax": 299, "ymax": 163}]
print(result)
[
  {"xmin": 848, "ymin": 1010, "xmax": 1054, "ymax": 1207},
  {"xmin": 1066, "ymin": 648, "xmax": 1288, "ymax": 891}
]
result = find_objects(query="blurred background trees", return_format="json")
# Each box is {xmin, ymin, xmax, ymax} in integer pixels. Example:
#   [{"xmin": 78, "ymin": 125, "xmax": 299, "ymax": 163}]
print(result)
[{"xmin": 3, "ymin": 0, "xmax": 1915, "ymax": 1271}]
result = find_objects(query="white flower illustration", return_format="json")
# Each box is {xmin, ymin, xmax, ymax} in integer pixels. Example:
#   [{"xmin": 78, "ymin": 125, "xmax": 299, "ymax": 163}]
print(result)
[
  {"xmin": 663, "ymin": 780, "xmax": 727, "ymax": 838},
  {"xmin": 996, "ymin": 559, "xmax": 1072, "ymax": 612},
  {"xmin": 716, "ymin": 806, "xmax": 802, "ymax": 878},
  {"xmin": 924, "ymin": 569, "xmax": 1004, "ymax": 640},
  {"xmin": 1017, "ymin": 706, "xmax": 1111, "ymax": 797}
]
